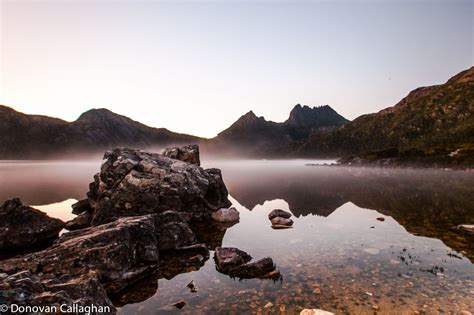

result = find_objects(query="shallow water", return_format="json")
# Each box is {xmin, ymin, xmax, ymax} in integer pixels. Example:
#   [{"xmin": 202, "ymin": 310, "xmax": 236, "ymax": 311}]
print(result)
[{"xmin": 1, "ymin": 160, "xmax": 473, "ymax": 314}]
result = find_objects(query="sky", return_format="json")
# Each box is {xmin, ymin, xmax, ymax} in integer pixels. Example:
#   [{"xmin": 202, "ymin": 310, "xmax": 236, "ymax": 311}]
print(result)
[{"xmin": 0, "ymin": 0, "xmax": 472, "ymax": 138}]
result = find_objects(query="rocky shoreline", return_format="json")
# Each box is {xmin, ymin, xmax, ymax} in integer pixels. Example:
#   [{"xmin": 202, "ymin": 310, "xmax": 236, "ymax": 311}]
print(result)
[{"xmin": 0, "ymin": 145, "xmax": 279, "ymax": 313}]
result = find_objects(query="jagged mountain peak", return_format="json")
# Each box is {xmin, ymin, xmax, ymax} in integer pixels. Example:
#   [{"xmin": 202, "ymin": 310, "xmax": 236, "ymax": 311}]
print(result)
[{"xmin": 285, "ymin": 104, "xmax": 348, "ymax": 128}]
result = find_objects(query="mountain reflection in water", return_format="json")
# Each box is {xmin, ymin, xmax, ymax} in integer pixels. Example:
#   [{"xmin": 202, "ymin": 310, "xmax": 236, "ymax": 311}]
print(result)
[{"xmin": 1, "ymin": 160, "xmax": 473, "ymax": 313}]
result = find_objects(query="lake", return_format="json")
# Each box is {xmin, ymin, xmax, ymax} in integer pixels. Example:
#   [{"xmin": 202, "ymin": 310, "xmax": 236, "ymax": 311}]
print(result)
[{"xmin": 1, "ymin": 160, "xmax": 473, "ymax": 314}]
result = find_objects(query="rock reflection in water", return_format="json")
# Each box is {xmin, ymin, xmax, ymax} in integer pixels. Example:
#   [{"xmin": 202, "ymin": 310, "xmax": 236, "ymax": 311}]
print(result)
[
  {"xmin": 117, "ymin": 199, "xmax": 473, "ymax": 314},
  {"xmin": 213, "ymin": 163, "xmax": 474, "ymax": 261}
]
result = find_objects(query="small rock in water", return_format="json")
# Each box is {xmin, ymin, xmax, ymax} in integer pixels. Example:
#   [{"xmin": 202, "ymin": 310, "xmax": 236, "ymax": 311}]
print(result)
[
  {"xmin": 211, "ymin": 207, "xmax": 240, "ymax": 223},
  {"xmin": 187, "ymin": 280, "xmax": 197, "ymax": 293},
  {"xmin": 172, "ymin": 300, "xmax": 186, "ymax": 309},
  {"xmin": 372, "ymin": 304, "xmax": 379, "ymax": 311},
  {"xmin": 376, "ymin": 217, "xmax": 385, "ymax": 222},
  {"xmin": 268, "ymin": 209, "xmax": 292, "ymax": 220},
  {"xmin": 271, "ymin": 217, "xmax": 294, "ymax": 227},
  {"xmin": 300, "ymin": 309, "xmax": 335, "ymax": 315}
]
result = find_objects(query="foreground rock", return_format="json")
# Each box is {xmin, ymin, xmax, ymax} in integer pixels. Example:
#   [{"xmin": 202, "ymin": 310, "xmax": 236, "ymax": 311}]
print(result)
[
  {"xmin": 0, "ymin": 198, "xmax": 64, "ymax": 251},
  {"xmin": 0, "ymin": 215, "xmax": 162, "ymax": 310},
  {"xmin": 85, "ymin": 146, "xmax": 231, "ymax": 226},
  {"xmin": 0, "ymin": 215, "xmax": 160, "ymax": 294},
  {"xmin": 211, "ymin": 207, "xmax": 240, "ymax": 223},
  {"xmin": 268, "ymin": 209, "xmax": 294, "ymax": 229},
  {"xmin": 0, "ymin": 271, "xmax": 115, "ymax": 313},
  {"xmin": 214, "ymin": 247, "xmax": 279, "ymax": 279},
  {"xmin": 0, "ymin": 145, "xmax": 234, "ymax": 312}
]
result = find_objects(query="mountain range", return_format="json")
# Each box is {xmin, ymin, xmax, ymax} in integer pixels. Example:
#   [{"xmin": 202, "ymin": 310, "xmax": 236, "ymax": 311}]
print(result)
[
  {"xmin": 288, "ymin": 66, "xmax": 474, "ymax": 166},
  {"xmin": 1, "ymin": 66, "xmax": 473, "ymax": 165},
  {"xmin": 0, "ymin": 106, "xmax": 201, "ymax": 159}
]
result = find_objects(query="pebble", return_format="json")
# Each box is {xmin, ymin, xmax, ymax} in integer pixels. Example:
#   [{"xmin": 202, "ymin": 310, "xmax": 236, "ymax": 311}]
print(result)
[
  {"xmin": 313, "ymin": 288, "xmax": 322, "ymax": 295},
  {"xmin": 264, "ymin": 302, "xmax": 274, "ymax": 309},
  {"xmin": 364, "ymin": 248, "xmax": 380, "ymax": 255}
]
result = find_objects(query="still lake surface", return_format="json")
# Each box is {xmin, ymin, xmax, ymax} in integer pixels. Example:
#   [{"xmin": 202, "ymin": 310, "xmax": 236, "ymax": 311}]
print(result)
[{"xmin": 1, "ymin": 160, "xmax": 473, "ymax": 314}]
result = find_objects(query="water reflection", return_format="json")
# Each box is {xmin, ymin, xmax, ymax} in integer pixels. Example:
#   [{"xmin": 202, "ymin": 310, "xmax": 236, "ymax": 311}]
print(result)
[
  {"xmin": 117, "ymin": 199, "xmax": 474, "ymax": 314},
  {"xmin": 1, "ymin": 161, "xmax": 473, "ymax": 313},
  {"xmin": 210, "ymin": 163, "xmax": 474, "ymax": 261}
]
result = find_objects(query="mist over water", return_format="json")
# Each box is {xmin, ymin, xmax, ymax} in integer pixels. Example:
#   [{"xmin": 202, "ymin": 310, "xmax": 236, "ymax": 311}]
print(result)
[{"xmin": 0, "ymin": 159, "xmax": 473, "ymax": 313}]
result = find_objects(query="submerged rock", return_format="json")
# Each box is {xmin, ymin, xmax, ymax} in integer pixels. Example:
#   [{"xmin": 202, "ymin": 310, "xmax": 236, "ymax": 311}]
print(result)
[
  {"xmin": 211, "ymin": 207, "xmax": 240, "ymax": 223},
  {"xmin": 268, "ymin": 209, "xmax": 292, "ymax": 220},
  {"xmin": 0, "ymin": 198, "xmax": 64, "ymax": 250},
  {"xmin": 214, "ymin": 247, "xmax": 278, "ymax": 279},
  {"xmin": 86, "ymin": 146, "xmax": 231, "ymax": 226}
]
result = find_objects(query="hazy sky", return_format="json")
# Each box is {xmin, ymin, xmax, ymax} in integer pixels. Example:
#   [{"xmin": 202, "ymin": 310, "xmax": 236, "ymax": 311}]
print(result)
[{"xmin": 0, "ymin": 0, "xmax": 472, "ymax": 138}]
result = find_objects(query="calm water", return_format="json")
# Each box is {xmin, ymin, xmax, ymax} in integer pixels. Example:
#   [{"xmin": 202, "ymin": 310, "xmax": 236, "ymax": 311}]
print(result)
[{"xmin": 0, "ymin": 160, "xmax": 473, "ymax": 314}]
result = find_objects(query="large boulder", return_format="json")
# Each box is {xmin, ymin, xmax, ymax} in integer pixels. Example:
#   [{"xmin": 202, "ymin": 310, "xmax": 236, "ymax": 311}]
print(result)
[
  {"xmin": 86, "ymin": 146, "xmax": 231, "ymax": 225},
  {"xmin": 0, "ymin": 198, "xmax": 64, "ymax": 251}
]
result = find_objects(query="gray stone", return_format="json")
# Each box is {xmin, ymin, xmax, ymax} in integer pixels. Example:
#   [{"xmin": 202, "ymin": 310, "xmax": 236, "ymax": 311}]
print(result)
[
  {"xmin": 212, "ymin": 207, "xmax": 240, "ymax": 223},
  {"xmin": 268, "ymin": 209, "xmax": 292, "ymax": 220}
]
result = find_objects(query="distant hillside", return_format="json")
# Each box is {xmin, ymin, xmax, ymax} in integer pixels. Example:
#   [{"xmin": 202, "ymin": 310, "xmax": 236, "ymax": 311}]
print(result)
[
  {"xmin": 290, "ymin": 67, "xmax": 474, "ymax": 166},
  {"xmin": 208, "ymin": 104, "xmax": 348, "ymax": 156},
  {"xmin": 0, "ymin": 106, "xmax": 202, "ymax": 159}
]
